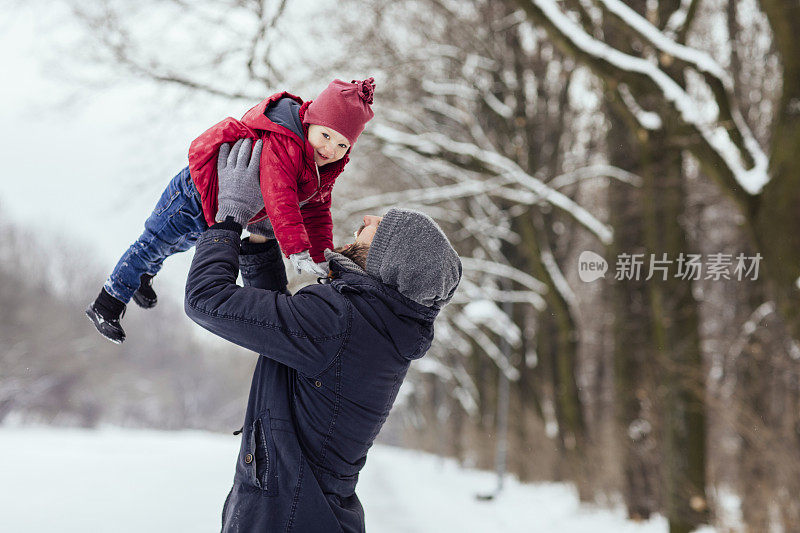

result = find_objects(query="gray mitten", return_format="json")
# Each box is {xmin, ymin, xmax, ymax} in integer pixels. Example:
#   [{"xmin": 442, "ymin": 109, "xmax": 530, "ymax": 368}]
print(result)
[{"xmin": 216, "ymin": 138, "xmax": 264, "ymax": 225}]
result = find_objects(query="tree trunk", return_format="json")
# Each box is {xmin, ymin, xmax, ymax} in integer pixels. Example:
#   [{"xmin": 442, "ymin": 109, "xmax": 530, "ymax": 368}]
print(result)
[
  {"xmin": 751, "ymin": 0, "xmax": 800, "ymax": 342},
  {"xmin": 607, "ymin": 104, "xmax": 662, "ymax": 520},
  {"xmin": 515, "ymin": 211, "xmax": 588, "ymax": 493},
  {"xmin": 641, "ymin": 129, "xmax": 708, "ymax": 533}
]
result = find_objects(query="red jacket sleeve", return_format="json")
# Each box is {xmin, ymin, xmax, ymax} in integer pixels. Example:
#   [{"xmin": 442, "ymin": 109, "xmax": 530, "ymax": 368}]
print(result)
[
  {"xmin": 302, "ymin": 192, "xmax": 333, "ymax": 263},
  {"xmin": 260, "ymin": 135, "xmax": 311, "ymax": 257}
]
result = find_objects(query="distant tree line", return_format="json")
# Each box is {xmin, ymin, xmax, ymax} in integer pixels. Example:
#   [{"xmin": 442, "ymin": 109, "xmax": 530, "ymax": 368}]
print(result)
[{"xmin": 0, "ymin": 214, "xmax": 253, "ymax": 432}]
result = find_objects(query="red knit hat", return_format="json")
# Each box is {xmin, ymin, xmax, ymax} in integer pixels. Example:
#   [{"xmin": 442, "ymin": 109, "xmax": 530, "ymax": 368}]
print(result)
[{"xmin": 303, "ymin": 77, "xmax": 375, "ymax": 146}]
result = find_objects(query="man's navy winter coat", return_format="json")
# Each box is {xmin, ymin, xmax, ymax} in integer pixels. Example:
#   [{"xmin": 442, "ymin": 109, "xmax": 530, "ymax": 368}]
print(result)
[{"xmin": 184, "ymin": 227, "xmax": 438, "ymax": 532}]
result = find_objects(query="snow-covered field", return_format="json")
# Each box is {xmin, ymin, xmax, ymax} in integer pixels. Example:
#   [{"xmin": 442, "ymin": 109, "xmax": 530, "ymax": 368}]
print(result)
[{"xmin": 0, "ymin": 426, "xmax": 673, "ymax": 533}]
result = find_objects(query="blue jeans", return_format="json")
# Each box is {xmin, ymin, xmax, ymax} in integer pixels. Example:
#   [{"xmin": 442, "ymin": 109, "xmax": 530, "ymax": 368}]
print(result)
[{"xmin": 104, "ymin": 166, "xmax": 208, "ymax": 303}]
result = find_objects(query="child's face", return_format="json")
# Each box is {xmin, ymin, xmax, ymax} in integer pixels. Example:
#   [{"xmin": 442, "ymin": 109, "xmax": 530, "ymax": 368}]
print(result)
[{"xmin": 308, "ymin": 125, "xmax": 350, "ymax": 166}]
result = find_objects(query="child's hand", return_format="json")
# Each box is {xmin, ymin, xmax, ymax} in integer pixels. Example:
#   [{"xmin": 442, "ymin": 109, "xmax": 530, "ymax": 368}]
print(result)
[
  {"xmin": 290, "ymin": 251, "xmax": 328, "ymax": 277},
  {"xmin": 216, "ymin": 138, "xmax": 264, "ymax": 225}
]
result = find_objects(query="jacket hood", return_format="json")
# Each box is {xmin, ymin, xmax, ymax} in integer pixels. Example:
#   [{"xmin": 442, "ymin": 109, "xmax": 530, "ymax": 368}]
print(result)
[
  {"xmin": 366, "ymin": 208, "xmax": 462, "ymax": 309},
  {"xmin": 264, "ymin": 97, "xmax": 304, "ymax": 141},
  {"xmin": 328, "ymin": 258, "xmax": 437, "ymax": 361},
  {"xmin": 240, "ymin": 91, "xmax": 304, "ymax": 135}
]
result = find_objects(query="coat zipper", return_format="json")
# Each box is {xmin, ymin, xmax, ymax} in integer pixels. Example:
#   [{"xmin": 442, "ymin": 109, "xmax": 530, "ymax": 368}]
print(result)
[{"xmin": 298, "ymin": 163, "xmax": 323, "ymax": 207}]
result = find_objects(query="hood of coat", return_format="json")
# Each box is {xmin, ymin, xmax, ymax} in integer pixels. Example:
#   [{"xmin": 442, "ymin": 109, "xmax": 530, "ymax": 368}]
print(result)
[
  {"xmin": 366, "ymin": 208, "xmax": 462, "ymax": 309},
  {"xmin": 241, "ymin": 91, "xmax": 304, "ymax": 134},
  {"xmin": 327, "ymin": 256, "xmax": 437, "ymax": 361},
  {"xmin": 264, "ymin": 96, "xmax": 304, "ymax": 141}
]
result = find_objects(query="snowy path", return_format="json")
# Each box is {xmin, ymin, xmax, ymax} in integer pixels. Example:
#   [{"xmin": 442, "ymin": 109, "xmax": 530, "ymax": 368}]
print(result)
[
  {"xmin": 360, "ymin": 446, "xmax": 668, "ymax": 533},
  {"xmin": 0, "ymin": 426, "xmax": 670, "ymax": 532}
]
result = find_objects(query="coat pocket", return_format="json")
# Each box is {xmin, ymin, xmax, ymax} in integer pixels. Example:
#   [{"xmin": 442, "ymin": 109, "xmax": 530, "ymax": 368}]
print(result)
[{"xmin": 247, "ymin": 411, "xmax": 279, "ymax": 495}]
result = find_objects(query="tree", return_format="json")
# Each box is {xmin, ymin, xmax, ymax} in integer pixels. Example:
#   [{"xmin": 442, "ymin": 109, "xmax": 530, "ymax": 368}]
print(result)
[
  {"xmin": 510, "ymin": 0, "xmax": 799, "ymax": 530},
  {"xmin": 69, "ymin": 0, "xmax": 293, "ymax": 101},
  {"xmin": 512, "ymin": 0, "xmax": 800, "ymax": 342}
]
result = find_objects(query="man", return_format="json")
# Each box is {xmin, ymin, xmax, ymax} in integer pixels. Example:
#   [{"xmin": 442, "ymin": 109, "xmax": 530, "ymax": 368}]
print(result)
[{"xmin": 184, "ymin": 140, "xmax": 461, "ymax": 532}]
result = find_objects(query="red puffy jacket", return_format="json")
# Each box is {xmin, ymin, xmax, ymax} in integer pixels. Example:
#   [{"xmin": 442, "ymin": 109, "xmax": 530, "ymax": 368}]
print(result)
[{"xmin": 188, "ymin": 92, "xmax": 348, "ymax": 262}]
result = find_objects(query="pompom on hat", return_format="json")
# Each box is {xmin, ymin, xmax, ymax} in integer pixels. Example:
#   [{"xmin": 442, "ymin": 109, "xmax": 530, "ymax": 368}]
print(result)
[{"xmin": 303, "ymin": 77, "xmax": 376, "ymax": 146}]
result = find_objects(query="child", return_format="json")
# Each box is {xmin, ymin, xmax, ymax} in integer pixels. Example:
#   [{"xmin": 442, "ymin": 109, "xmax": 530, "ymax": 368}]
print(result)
[{"xmin": 86, "ymin": 78, "xmax": 376, "ymax": 344}]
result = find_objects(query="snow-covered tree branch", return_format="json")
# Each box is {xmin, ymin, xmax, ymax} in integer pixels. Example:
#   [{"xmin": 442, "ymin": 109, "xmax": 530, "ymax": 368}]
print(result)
[{"xmin": 514, "ymin": 0, "xmax": 769, "ymax": 205}]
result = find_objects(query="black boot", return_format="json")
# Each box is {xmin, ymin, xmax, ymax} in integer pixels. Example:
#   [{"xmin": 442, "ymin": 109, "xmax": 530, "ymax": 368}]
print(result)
[
  {"xmin": 86, "ymin": 288, "xmax": 126, "ymax": 344},
  {"xmin": 132, "ymin": 273, "xmax": 157, "ymax": 309}
]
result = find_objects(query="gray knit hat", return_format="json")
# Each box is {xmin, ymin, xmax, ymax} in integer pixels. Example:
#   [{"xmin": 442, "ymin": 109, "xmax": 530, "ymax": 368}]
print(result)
[{"xmin": 366, "ymin": 208, "xmax": 462, "ymax": 309}]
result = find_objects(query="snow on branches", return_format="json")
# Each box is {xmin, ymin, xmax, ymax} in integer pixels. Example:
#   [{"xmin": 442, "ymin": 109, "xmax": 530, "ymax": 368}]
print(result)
[{"xmin": 520, "ymin": 0, "xmax": 770, "ymax": 196}]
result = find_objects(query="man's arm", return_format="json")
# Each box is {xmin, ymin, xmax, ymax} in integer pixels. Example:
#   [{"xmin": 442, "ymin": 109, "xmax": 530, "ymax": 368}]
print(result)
[
  {"xmin": 239, "ymin": 237, "xmax": 289, "ymax": 293},
  {"xmin": 184, "ymin": 224, "xmax": 350, "ymax": 376}
]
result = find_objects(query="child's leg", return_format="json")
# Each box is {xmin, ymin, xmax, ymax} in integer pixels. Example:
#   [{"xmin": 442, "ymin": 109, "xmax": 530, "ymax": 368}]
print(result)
[{"xmin": 103, "ymin": 166, "xmax": 207, "ymax": 303}]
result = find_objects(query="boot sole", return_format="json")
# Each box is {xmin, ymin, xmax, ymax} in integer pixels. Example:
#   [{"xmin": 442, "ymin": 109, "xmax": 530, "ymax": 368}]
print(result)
[
  {"xmin": 132, "ymin": 291, "xmax": 157, "ymax": 309},
  {"xmin": 85, "ymin": 307, "xmax": 125, "ymax": 344}
]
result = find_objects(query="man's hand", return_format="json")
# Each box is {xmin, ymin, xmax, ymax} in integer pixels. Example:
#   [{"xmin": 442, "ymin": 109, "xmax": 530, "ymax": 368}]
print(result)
[
  {"xmin": 216, "ymin": 138, "xmax": 264, "ymax": 225},
  {"xmin": 289, "ymin": 251, "xmax": 328, "ymax": 277}
]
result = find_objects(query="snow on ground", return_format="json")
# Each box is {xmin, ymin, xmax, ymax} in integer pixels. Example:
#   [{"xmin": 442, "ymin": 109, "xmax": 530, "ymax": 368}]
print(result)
[{"xmin": 0, "ymin": 425, "xmax": 675, "ymax": 533}]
